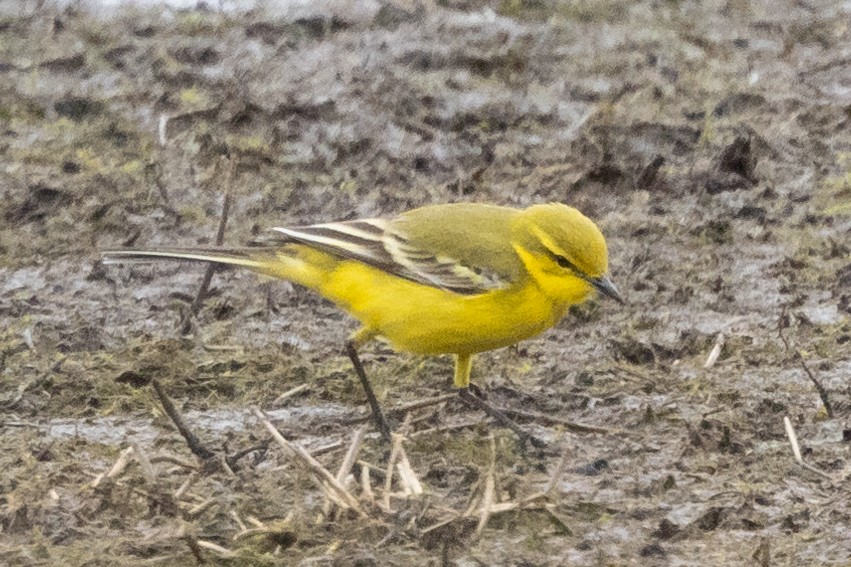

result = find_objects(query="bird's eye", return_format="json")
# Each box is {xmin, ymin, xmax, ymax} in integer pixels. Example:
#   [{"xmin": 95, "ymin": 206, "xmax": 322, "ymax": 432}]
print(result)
[{"xmin": 554, "ymin": 255, "xmax": 574, "ymax": 270}]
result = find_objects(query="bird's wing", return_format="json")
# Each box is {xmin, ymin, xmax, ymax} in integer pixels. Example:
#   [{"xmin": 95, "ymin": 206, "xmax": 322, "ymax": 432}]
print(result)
[{"xmin": 272, "ymin": 204, "xmax": 524, "ymax": 295}]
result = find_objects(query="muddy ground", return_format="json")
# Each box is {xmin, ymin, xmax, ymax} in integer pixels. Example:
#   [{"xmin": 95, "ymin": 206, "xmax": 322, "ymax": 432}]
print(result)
[{"xmin": 1, "ymin": 0, "xmax": 850, "ymax": 565}]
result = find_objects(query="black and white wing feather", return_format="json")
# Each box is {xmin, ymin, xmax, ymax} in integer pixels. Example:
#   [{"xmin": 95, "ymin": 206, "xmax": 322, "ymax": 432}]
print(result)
[{"xmin": 273, "ymin": 219, "xmax": 507, "ymax": 295}]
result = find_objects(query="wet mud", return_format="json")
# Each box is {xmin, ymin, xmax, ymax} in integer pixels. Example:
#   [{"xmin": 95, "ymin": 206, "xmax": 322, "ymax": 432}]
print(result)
[{"xmin": 1, "ymin": 1, "xmax": 850, "ymax": 565}]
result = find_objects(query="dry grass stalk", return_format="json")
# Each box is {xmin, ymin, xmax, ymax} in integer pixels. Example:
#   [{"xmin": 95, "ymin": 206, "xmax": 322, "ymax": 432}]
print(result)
[
  {"xmin": 230, "ymin": 510, "xmax": 247, "ymax": 533},
  {"xmin": 218, "ymin": 453, "xmax": 237, "ymax": 478},
  {"xmin": 271, "ymin": 383, "xmax": 309, "ymax": 406},
  {"xmin": 704, "ymin": 333, "xmax": 725, "ymax": 368},
  {"xmin": 382, "ymin": 433, "xmax": 405, "ymax": 511},
  {"xmin": 311, "ymin": 440, "xmax": 345, "ymax": 457},
  {"xmin": 784, "ymin": 416, "xmax": 803, "ymax": 462},
  {"xmin": 503, "ymin": 408, "xmax": 622, "ymax": 435},
  {"xmin": 474, "ymin": 434, "xmax": 497, "ymax": 538},
  {"xmin": 92, "ymin": 446, "xmax": 135, "ymax": 488},
  {"xmin": 151, "ymin": 455, "xmax": 197, "ymax": 470},
  {"xmin": 185, "ymin": 497, "xmax": 216, "ymax": 520},
  {"xmin": 323, "ymin": 425, "xmax": 367, "ymax": 515},
  {"xmin": 381, "ymin": 414, "xmax": 415, "ymax": 509},
  {"xmin": 246, "ymin": 515, "xmax": 266, "ymax": 529},
  {"xmin": 783, "ymin": 416, "xmax": 833, "ymax": 481},
  {"xmin": 387, "ymin": 393, "xmax": 456, "ymax": 417},
  {"xmin": 195, "ymin": 539, "xmax": 234, "ymax": 557},
  {"xmin": 396, "ymin": 448, "xmax": 423, "ymax": 496},
  {"xmin": 487, "ymin": 492, "xmax": 548, "ymax": 514},
  {"xmin": 253, "ymin": 407, "xmax": 366, "ymax": 517},
  {"xmin": 336, "ymin": 425, "xmax": 368, "ymax": 483},
  {"xmin": 174, "ymin": 472, "xmax": 199, "ymax": 500},
  {"xmin": 462, "ymin": 477, "xmax": 483, "ymax": 517},
  {"xmin": 361, "ymin": 465, "xmax": 375, "ymax": 506},
  {"xmin": 322, "ymin": 481, "xmax": 353, "ymax": 509},
  {"xmin": 410, "ymin": 419, "xmax": 481, "ymax": 439},
  {"xmin": 157, "ymin": 114, "xmax": 168, "ymax": 146}
]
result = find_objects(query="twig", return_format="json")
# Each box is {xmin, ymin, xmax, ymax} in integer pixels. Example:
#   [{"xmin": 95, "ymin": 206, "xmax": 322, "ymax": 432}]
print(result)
[
  {"xmin": 348, "ymin": 393, "xmax": 457, "ymax": 424},
  {"xmin": 149, "ymin": 162, "xmax": 181, "ymax": 221},
  {"xmin": 151, "ymin": 379, "xmax": 215, "ymax": 461},
  {"xmin": 253, "ymin": 407, "xmax": 366, "ymax": 516},
  {"xmin": 387, "ymin": 393, "xmax": 456, "ymax": 417},
  {"xmin": 409, "ymin": 420, "xmax": 481, "ymax": 438},
  {"xmin": 310, "ymin": 440, "xmax": 345, "ymax": 456},
  {"xmin": 777, "ymin": 307, "xmax": 791, "ymax": 351},
  {"xmin": 778, "ymin": 308, "xmax": 833, "ymax": 418},
  {"xmin": 783, "ymin": 416, "xmax": 833, "ymax": 481},
  {"xmin": 226, "ymin": 441, "xmax": 271, "ymax": 464},
  {"xmin": 797, "ymin": 354, "xmax": 834, "ymax": 418},
  {"xmin": 271, "ymin": 383, "xmax": 310, "ymax": 406},
  {"xmin": 502, "ymin": 408, "xmax": 623, "ymax": 435},
  {"xmin": 181, "ymin": 156, "xmax": 235, "ymax": 334},
  {"xmin": 200, "ymin": 344, "xmax": 241, "ymax": 352},
  {"xmin": 151, "ymin": 455, "xmax": 198, "ymax": 470},
  {"xmin": 703, "ymin": 333, "xmax": 725, "ymax": 369}
]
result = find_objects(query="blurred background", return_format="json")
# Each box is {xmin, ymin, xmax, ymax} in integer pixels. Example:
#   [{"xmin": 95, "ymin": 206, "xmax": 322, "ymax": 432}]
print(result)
[{"xmin": 0, "ymin": 0, "xmax": 849, "ymax": 564}]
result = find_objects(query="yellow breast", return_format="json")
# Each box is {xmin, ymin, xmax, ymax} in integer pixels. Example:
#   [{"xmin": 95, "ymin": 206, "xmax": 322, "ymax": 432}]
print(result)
[{"xmin": 318, "ymin": 259, "xmax": 568, "ymax": 355}]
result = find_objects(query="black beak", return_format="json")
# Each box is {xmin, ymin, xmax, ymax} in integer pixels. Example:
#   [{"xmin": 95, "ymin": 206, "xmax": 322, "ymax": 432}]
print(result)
[{"xmin": 592, "ymin": 276, "xmax": 624, "ymax": 305}]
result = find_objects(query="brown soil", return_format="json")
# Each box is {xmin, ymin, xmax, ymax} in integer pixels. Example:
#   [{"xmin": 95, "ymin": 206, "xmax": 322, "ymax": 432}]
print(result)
[{"xmin": 1, "ymin": 1, "xmax": 849, "ymax": 565}]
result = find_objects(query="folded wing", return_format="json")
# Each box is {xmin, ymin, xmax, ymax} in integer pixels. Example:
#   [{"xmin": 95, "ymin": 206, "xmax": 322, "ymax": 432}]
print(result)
[{"xmin": 273, "ymin": 205, "xmax": 520, "ymax": 295}]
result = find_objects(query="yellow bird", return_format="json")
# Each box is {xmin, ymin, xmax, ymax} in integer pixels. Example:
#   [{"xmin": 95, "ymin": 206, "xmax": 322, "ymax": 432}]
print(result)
[{"xmin": 102, "ymin": 202, "xmax": 622, "ymax": 443}]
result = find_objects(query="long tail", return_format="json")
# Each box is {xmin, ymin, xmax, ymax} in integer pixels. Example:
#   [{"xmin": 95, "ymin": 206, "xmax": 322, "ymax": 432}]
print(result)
[
  {"xmin": 100, "ymin": 247, "xmax": 275, "ymax": 271},
  {"xmin": 100, "ymin": 245, "xmax": 332, "ymax": 291}
]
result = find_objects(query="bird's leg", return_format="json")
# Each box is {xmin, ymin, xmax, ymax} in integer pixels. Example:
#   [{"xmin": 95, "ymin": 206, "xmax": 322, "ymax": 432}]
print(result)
[
  {"xmin": 454, "ymin": 354, "xmax": 544, "ymax": 448},
  {"xmin": 345, "ymin": 329, "xmax": 392, "ymax": 442}
]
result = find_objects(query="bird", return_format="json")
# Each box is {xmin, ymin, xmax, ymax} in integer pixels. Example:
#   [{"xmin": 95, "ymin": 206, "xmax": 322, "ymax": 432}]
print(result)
[{"xmin": 101, "ymin": 202, "xmax": 622, "ymax": 443}]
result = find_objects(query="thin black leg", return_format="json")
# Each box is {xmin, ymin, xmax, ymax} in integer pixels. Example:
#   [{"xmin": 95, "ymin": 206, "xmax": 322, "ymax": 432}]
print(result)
[
  {"xmin": 345, "ymin": 340, "xmax": 392, "ymax": 442},
  {"xmin": 458, "ymin": 387, "xmax": 544, "ymax": 448}
]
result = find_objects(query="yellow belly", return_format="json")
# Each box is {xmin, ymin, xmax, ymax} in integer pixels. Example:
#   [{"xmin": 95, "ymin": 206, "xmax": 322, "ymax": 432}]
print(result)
[
  {"xmin": 257, "ymin": 245, "xmax": 576, "ymax": 355},
  {"xmin": 319, "ymin": 256, "xmax": 568, "ymax": 355}
]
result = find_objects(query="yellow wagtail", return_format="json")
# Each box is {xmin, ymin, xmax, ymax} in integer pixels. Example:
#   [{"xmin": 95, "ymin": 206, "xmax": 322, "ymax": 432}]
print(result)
[{"xmin": 102, "ymin": 202, "xmax": 622, "ymax": 443}]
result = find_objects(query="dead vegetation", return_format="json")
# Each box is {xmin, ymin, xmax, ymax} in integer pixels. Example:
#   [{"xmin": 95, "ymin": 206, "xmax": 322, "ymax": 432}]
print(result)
[{"xmin": 1, "ymin": 0, "xmax": 850, "ymax": 565}]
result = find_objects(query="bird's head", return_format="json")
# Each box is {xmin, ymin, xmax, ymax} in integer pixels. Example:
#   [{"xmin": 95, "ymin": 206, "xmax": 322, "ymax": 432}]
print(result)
[{"xmin": 513, "ymin": 203, "xmax": 623, "ymax": 306}]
